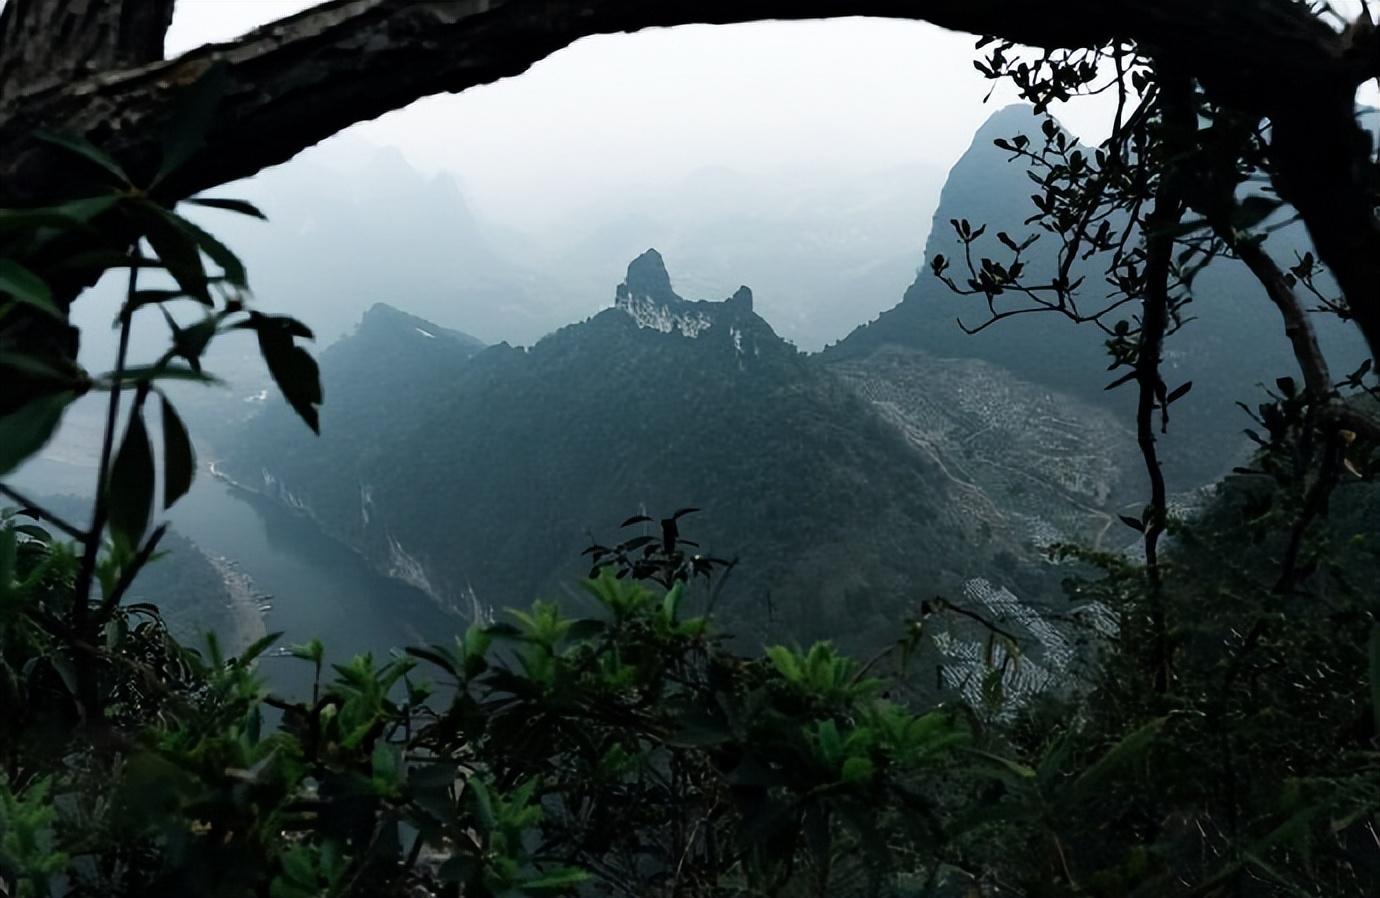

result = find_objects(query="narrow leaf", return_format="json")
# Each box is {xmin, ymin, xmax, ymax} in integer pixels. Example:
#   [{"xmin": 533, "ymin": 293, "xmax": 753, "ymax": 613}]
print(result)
[
  {"xmin": 172, "ymin": 210, "xmax": 248, "ymax": 288},
  {"xmin": 33, "ymin": 131, "xmax": 129, "ymax": 185},
  {"xmin": 133, "ymin": 203, "xmax": 210, "ymax": 304},
  {"xmin": 1165, "ymin": 381, "xmax": 1193, "ymax": 405},
  {"xmin": 160, "ymin": 396, "xmax": 195, "ymax": 509},
  {"xmin": 253, "ymin": 317, "xmax": 322, "ymax": 433},
  {"xmin": 108, "ymin": 410, "xmax": 155, "ymax": 554},
  {"xmin": 0, "ymin": 391, "xmax": 75, "ymax": 476},
  {"xmin": 185, "ymin": 196, "xmax": 267, "ymax": 219},
  {"xmin": 1070, "ymin": 717, "xmax": 1165, "ymax": 803},
  {"xmin": 0, "ymin": 260, "xmax": 60, "ymax": 320}
]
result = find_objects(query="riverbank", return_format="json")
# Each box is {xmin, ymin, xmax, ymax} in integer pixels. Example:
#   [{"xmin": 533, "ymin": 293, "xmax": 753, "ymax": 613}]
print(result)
[{"xmin": 207, "ymin": 554, "xmax": 269, "ymax": 655}]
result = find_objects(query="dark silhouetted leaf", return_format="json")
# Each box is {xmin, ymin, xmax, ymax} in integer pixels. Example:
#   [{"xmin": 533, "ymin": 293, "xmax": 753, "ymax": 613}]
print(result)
[
  {"xmin": 1104, "ymin": 370, "xmax": 1137, "ymax": 391},
  {"xmin": 1165, "ymin": 381, "xmax": 1193, "ymax": 405},
  {"xmin": 108, "ymin": 410, "xmax": 155, "ymax": 554},
  {"xmin": 1234, "ymin": 194, "xmax": 1284, "ymax": 230},
  {"xmin": 247, "ymin": 314, "xmax": 322, "ymax": 433},
  {"xmin": 0, "ymin": 391, "xmax": 75, "ymax": 476},
  {"xmin": 33, "ymin": 131, "xmax": 129, "ymax": 185},
  {"xmin": 237, "ymin": 631, "xmax": 283, "ymax": 666},
  {"xmin": 173, "ymin": 211, "xmax": 248, "ymax": 288},
  {"xmin": 160, "ymin": 396, "xmax": 195, "ymax": 509},
  {"xmin": 133, "ymin": 203, "xmax": 210, "ymax": 304},
  {"xmin": 0, "ymin": 260, "xmax": 60, "ymax": 320},
  {"xmin": 185, "ymin": 196, "xmax": 267, "ymax": 219}
]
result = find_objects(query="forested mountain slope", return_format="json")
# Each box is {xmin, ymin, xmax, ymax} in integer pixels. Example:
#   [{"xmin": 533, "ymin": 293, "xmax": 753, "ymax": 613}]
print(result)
[
  {"xmin": 225, "ymin": 251, "xmax": 1044, "ymax": 649},
  {"xmin": 828, "ymin": 104, "xmax": 1371, "ymax": 487}
]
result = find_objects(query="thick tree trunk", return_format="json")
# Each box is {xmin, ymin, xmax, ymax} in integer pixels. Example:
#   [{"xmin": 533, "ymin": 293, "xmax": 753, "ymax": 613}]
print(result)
[
  {"xmin": 0, "ymin": 0, "xmax": 1374, "ymax": 355},
  {"xmin": 0, "ymin": 0, "xmax": 176, "ymax": 103}
]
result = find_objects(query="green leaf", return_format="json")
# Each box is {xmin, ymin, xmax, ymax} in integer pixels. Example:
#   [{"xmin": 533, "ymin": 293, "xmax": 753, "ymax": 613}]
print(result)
[
  {"xmin": 0, "ymin": 259, "xmax": 60, "ymax": 320},
  {"xmin": 468, "ymin": 778, "xmax": 496, "ymax": 830},
  {"xmin": 815, "ymin": 719, "xmax": 843, "ymax": 764},
  {"xmin": 288, "ymin": 638, "xmax": 323, "ymax": 664},
  {"xmin": 185, "ymin": 196, "xmax": 267, "ymax": 219},
  {"xmin": 766, "ymin": 645, "xmax": 801, "ymax": 681},
  {"xmin": 0, "ymin": 351, "xmax": 79, "ymax": 385},
  {"xmin": 33, "ymin": 131, "xmax": 130, "ymax": 185},
  {"xmin": 0, "ymin": 391, "xmax": 75, "ymax": 476},
  {"xmin": 372, "ymin": 741, "xmax": 403, "ymax": 787},
  {"xmin": 0, "ymin": 196, "xmax": 117, "ymax": 238},
  {"xmin": 1069, "ymin": 717, "xmax": 1165, "ymax": 804},
  {"xmin": 108, "ymin": 410, "xmax": 155, "ymax": 554},
  {"xmin": 967, "ymin": 749, "xmax": 1037, "ymax": 783},
  {"xmin": 841, "ymin": 756, "xmax": 874, "ymax": 784},
  {"xmin": 156, "ymin": 62, "xmax": 230, "ymax": 185},
  {"xmin": 159, "ymin": 396, "xmax": 196, "ymax": 509},
  {"xmin": 521, "ymin": 867, "xmax": 590, "ymax": 894},
  {"xmin": 238, "ymin": 631, "xmax": 283, "ymax": 666},
  {"xmin": 661, "ymin": 581, "xmax": 685, "ymax": 621}
]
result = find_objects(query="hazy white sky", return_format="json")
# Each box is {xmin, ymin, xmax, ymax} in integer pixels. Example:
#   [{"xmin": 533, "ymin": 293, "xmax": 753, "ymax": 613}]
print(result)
[
  {"xmin": 165, "ymin": 1, "xmax": 1380, "ymax": 230},
  {"xmin": 166, "ymin": 2, "xmax": 1129, "ymax": 229},
  {"xmin": 161, "ymin": 0, "xmax": 1380, "ymax": 233}
]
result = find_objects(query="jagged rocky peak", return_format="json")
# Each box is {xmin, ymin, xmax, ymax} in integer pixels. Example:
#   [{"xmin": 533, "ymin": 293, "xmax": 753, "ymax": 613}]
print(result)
[
  {"xmin": 614, "ymin": 249, "xmax": 757, "ymax": 338},
  {"xmin": 728, "ymin": 285, "xmax": 753, "ymax": 314},
  {"xmin": 623, "ymin": 248, "xmax": 675, "ymax": 301}
]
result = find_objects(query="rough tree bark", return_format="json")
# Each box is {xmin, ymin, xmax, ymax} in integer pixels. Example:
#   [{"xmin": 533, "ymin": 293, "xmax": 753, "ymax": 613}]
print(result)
[
  {"xmin": 0, "ymin": 0, "xmax": 176, "ymax": 103},
  {"xmin": 0, "ymin": 0, "xmax": 1376, "ymax": 355}
]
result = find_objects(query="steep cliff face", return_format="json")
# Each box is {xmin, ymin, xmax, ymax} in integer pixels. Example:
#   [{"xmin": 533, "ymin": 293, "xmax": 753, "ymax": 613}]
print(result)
[
  {"xmin": 828, "ymin": 104, "xmax": 1369, "ymax": 487},
  {"xmin": 828, "ymin": 345, "xmax": 1143, "ymax": 552}
]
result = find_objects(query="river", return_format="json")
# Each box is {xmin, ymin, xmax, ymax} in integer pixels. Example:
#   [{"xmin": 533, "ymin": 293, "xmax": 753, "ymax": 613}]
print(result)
[
  {"xmin": 11, "ymin": 451, "xmax": 464, "ymax": 702},
  {"xmin": 169, "ymin": 474, "xmax": 465, "ymax": 698}
]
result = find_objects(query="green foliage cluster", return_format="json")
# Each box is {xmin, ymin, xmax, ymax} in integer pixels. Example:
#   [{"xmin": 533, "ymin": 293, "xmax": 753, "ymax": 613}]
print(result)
[{"xmin": 0, "ymin": 502, "xmax": 974, "ymax": 897}]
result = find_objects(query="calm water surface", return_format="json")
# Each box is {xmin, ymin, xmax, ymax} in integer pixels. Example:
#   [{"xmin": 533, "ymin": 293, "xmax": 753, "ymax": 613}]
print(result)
[{"xmin": 168, "ymin": 475, "xmax": 463, "ymax": 698}]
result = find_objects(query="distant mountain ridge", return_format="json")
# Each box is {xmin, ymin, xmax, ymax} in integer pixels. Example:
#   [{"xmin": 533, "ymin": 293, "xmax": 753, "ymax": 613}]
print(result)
[
  {"xmin": 224, "ymin": 249, "xmax": 1060, "ymax": 650},
  {"xmin": 222, "ymin": 103, "xmax": 1376, "ymax": 650},
  {"xmin": 828, "ymin": 104, "xmax": 1369, "ymax": 486}
]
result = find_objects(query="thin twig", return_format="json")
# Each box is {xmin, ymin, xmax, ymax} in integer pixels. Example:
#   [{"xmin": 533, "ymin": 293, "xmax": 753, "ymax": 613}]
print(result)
[{"xmin": 69, "ymin": 252, "xmax": 141, "ymax": 716}]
